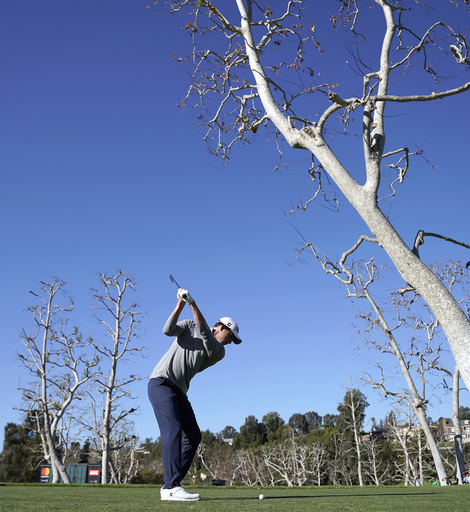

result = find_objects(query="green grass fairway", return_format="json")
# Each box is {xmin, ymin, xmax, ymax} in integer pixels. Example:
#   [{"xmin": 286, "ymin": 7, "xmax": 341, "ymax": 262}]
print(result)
[{"xmin": 1, "ymin": 484, "xmax": 469, "ymax": 512}]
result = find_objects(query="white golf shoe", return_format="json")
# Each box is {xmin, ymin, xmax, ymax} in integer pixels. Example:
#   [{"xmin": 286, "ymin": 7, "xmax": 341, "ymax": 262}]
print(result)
[{"xmin": 160, "ymin": 486, "xmax": 201, "ymax": 501}]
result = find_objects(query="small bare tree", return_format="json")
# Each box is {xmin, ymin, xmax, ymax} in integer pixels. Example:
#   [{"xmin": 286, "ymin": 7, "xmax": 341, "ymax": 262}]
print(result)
[
  {"xmin": 233, "ymin": 448, "xmax": 268, "ymax": 486},
  {"xmin": 194, "ymin": 440, "xmax": 236, "ymax": 483},
  {"xmin": 386, "ymin": 405, "xmax": 426, "ymax": 486},
  {"xmin": 354, "ymin": 260, "xmax": 470, "ymax": 484},
  {"xmin": 309, "ymin": 442, "xmax": 326, "ymax": 486},
  {"xmin": 261, "ymin": 428, "xmax": 300, "ymax": 486},
  {"xmin": 437, "ymin": 364, "xmax": 467, "ymax": 483},
  {"xmin": 451, "ymin": 367, "xmax": 466, "ymax": 483},
  {"xmin": 337, "ymin": 380, "xmax": 368, "ymax": 486},
  {"xmin": 327, "ymin": 429, "xmax": 357, "ymax": 486},
  {"xmin": 362, "ymin": 436, "xmax": 392, "ymax": 485},
  {"xmin": 17, "ymin": 279, "xmax": 98, "ymax": 483},
  {"xmin": 344, "ymin": 260, "xmax": 448, "ymax": 484},
  {"xmin": 260, "ymin": 427, "xmax": 325, "ymax": 486},
  {"xmin": 195, "ymin": 443, "xmax": 217, "ymax": 480},
  {"xmin": 108, "ymin": 421, "xmax": 140, "ymax": 484},
  {"xmin": 88, "ymin": 271, "xmax": 143, "ymax": 484}
]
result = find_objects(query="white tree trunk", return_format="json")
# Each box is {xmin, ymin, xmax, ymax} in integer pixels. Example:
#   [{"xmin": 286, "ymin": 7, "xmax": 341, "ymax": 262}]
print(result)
[
  {"xmin": 363, "ymin": 284, "xmax": 448, "ymax": 485},
  {"xmin": 417, "ymin": 429, "xmax": 424, "ymax": 486},
  {"xmin": 349, "ymin": 395, "xmax": 364, "ymax": 487},
  {"xmin": 90, "ymin": 272, "xmax": 142, "ymax": 484},
  {"xmin": 414, "ymin": 407, "xmax": 447, "ymax": 486},
  {"xmin": 43, "ymin": 421, "xmax": 70, "ymax": 484},
  {"xmin": 452, "ymin": 367, "xmax": 466, "ymax": 483},
  {"xmin": 101, "ymin": 436, "xmax": 109, "ymax": 484},
  {"xmin": 354, "ymin": 205, "xmax": 470, "ymax": 393},
  {"xmin": 236, "ymin": 0, "xmax": 470, "ymax": 394}
]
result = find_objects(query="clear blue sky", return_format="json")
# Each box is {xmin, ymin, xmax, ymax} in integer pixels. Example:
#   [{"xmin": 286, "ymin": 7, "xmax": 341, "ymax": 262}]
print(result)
[{"xmin": 2, "ymin": 1, "xmax": 470, "ymax": 449}]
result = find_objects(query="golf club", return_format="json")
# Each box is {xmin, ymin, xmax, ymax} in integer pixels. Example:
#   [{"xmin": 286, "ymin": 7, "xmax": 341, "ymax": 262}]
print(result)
[{"xmin": 169, "ymin": 274, "xmax": 190, "ymax": 302}]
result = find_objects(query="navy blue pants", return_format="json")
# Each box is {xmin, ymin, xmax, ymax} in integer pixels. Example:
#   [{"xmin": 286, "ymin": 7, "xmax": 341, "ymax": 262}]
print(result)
[{"xmin": 148, "ymin": 378, "xmax": 202, "ymax": 489}]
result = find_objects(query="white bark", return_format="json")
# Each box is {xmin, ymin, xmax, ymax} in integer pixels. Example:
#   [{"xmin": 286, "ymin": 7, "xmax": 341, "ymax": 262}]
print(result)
[
  {"xmin": 387, "ymin": 406, "xmax": 423, "ymax": 486},
  {"xmin": 18, "ymin": 279, "xmax": 97, "ymax": 484},
  {"xmin": 235, "ymin": 449, "xmax": 268, "ymax": 486},
  {"xmin": 163, "ymin": 0, "xmax": 470, "ymax": 399},
  {"xmin": 233, "ymin": 0, "xmax": 470, "ymax": 391},
  {"xmin": 341, "ymin": 382, "xmax": 365, "ymax": 486},
  {"xmin": 89, "ymin": 271, "xmax": 142, "ymax": 484},
  {"xmin": 452, "ymin": 367, "xmax": 466, "ymax": 483},
  {"xmin": 362, "ymin": 437, "xmax": 392, "ymax": 486},
  {"xmin": 309, "ymin": 443, "xmax": 326, "ymax": 486},
  {"xmin": 359, "ymin": 281, "xmax": 448, "ymax": 485}
]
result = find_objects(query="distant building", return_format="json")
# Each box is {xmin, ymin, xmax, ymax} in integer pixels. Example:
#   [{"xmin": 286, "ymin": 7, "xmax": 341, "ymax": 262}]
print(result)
[
  {"xmin": 361, "ymin": 423, "xmax": 440, "ymax": 443},
  {"xmin": 362, "ymin": 426, "xmax": 388, "ymax": 442},
  {"xmin": 441, "ymin": 419, "xmax": 470, "ymax": 443}
]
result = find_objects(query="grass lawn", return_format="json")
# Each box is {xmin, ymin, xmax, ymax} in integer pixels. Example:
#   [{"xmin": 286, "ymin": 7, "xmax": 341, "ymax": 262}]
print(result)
[{"xmin": 1, "ymin": 484, "xmax": 469, "ymax": 512}]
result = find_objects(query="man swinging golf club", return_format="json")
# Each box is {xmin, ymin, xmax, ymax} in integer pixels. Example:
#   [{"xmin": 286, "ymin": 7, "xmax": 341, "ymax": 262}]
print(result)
[{"xmin": 148, "ymin": 278, "xmax": 242, "ymax": 501}]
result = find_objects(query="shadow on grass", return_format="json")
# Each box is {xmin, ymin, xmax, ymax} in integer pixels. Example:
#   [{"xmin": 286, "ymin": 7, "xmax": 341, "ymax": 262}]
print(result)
[{"xmin": 207, "ymin": 492, "xmax": 436, "ymax": 501}]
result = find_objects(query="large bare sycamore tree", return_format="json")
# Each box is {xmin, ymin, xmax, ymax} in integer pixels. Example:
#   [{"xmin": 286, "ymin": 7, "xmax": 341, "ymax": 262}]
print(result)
[{"xmin": 153, "ymin": 2, "xmax": 470, "ymax": 387}]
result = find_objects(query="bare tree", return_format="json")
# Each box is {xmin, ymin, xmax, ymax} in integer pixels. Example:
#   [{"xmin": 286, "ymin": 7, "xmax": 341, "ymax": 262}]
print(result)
[
  {"xmin": 233, "ymin": 448, "xmax": 268, "ymax": 486},
  {"xmin": 88, "ymin": 271, "xmax": 143, "ymax": 484},
  {"xmin": 155, "ymin": 0, "xmax": 470, "ymax": 391},
  {"xmin": 108, "ymin": 422, "xmax": 140, "ymax": 484},
  {"xmin": 337, "ymin": 380, "xmax": 368, "ymax": 486},
  {"xmin": 386, "ymin": 405, "xmax": 427, "ymax": 486},
  {"xmin": 309, "ymin": 442, "xmax": 326, "ymax": 486},
  {"xmin": 327, "ymin": 429, "xmax": 356, "ymax": 486},
  {"xmin": 438, "ymin": 365, "xmax": 467, "ymax": 483},
  {"xmin": 17, "ymin": 279, "xmax": 98, "ymax": 483},
  {"xmin": 353, "ymin": 260, "xmax": 470, "ymax": 483},
  {"xmin": 194, "ymin": 440, "xmax": 236, "ymax": 484},
  {"xmin": 425, "ymin": 261, "xmax": 470, "ymax": 483},
  {"xmin": 451, "ymin": 367, "xmax": 466, "ymax": 482},
  {"xmin": 346, "ymin": 260, "xmax": 448, "ymax": 483},
  {"xmin": 261, "ymin": 428, "xmax": 299, "ymax": 486},
  {"xmin": 195, "ymin": 442, "xmax": 217, "ymax": 480},
  {"xmin": 260, "ymin": 427, "xmax": 326, "ymax": 486},
  {"xmin": 362, "ymin": 437, "xmax": 393, "ymax": 485}
]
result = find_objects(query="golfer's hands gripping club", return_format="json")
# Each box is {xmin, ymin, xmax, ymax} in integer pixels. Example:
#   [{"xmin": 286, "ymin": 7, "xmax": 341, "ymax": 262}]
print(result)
[{"xmin": 178, "ymin": 288, "xmax": 194, "ymax": 305}]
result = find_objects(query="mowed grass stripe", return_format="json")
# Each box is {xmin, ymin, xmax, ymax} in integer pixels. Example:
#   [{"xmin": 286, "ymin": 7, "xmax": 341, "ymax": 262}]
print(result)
[{"xmin": 1, "ymin": 484, "xmax": 469, "ymax": 512}]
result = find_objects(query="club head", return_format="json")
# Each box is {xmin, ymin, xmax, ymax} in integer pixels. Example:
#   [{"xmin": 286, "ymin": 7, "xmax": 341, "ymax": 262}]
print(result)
[{"xmin": 169, "ymin": 274, "xmax": 181, "ymax": 289}]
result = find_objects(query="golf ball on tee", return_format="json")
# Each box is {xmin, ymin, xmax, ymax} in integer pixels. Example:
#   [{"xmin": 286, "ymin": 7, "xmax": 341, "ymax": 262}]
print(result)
[{"xmin": 259, "ymin": 494, "xmax": 264, "ymax": 500}]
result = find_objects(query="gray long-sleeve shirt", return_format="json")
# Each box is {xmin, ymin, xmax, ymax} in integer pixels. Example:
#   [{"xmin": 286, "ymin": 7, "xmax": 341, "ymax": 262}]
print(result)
[{"xmin": 149, "ymin": 315, "xmax": 225, "ymax": 394}]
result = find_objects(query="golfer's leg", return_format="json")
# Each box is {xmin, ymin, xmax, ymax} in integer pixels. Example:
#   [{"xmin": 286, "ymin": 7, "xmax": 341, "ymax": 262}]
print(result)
[
  {"xmin": 148, "ymin": 378, "xmax": 183, "ymax": 489},
  {"xmin": 178, "ymin": 395, "xmax": 202, "ymax": 481}
]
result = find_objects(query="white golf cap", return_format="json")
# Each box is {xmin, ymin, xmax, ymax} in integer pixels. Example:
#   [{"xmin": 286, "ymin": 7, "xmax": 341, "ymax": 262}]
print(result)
[{"xmin": 219, "ymin": 317, "xmax": 242, "ymax": 344}]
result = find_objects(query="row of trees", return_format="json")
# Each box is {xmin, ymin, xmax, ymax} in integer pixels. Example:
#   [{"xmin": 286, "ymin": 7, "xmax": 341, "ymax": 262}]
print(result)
[
  {"xmin": 5, "ymin": 391, "xmax": 468, "ymax": 486},
  {"xmin": 3, "ymin": 378, "xmax": 470, "ymax": 486},
  {"xmin": 190, "ymin": 406, "xmax": 470, "ymax": 487},
  {"xmin": 3, "ymin": 260, "xmax": 470, "ymax": 485}
]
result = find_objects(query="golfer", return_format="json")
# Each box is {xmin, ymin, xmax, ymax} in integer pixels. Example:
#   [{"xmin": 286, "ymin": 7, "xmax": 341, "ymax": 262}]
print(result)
[{"xmin": 148, "ymin": 286, "xmax": 242, "ymax": 501}]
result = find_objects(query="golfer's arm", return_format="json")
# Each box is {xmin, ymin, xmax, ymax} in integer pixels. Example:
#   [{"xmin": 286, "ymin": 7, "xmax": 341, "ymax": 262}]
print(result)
[
  {"xmin": 170, "ymin": 296, "xmax": 185, "ymax": 320},
  {"xmin": 189, "ymin": 301, "xmax": 205, "ymax": 326}
]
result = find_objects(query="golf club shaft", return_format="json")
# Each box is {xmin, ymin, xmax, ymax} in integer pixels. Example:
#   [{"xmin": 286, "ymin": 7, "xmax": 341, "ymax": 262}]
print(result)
[{"xmin": 169, "ymin": 274, "xmax": 190, "ymax": 302}]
